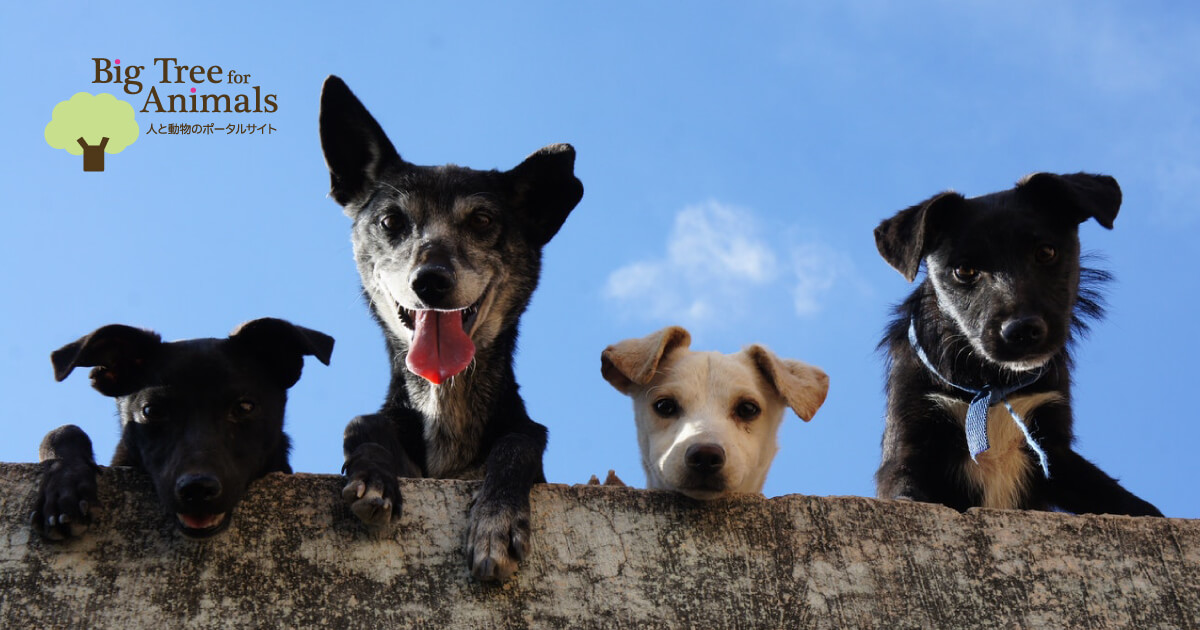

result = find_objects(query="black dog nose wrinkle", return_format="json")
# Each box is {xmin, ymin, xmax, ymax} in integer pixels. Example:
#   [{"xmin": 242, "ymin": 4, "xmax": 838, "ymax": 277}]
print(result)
[
  {"xmin": 685, "ymin": 443, "xmax": 726, "ymax": 472},
  {"xmin": 176, "ymin": 473, "xmax": 222, "ymax": 503},
  {"xmin": 410, "ymin": 265, "xmax": 456, "ymax": 304}
]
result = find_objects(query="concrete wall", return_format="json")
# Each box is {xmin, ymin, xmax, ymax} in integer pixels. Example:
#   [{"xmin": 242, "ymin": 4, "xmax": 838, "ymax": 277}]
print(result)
[{"xmin": 0, "ymin": 463, "xmax": 1196, "ymax": 629}]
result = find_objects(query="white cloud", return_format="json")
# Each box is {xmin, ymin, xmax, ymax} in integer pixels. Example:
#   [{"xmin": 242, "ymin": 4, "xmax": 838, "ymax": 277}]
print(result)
[
  {"xmin": 667, "ymin": 203, "xmax": 778, "ymax": 285},
  {"xmin": 790, "ymin": 244, "xmax": 839, "ymax": 316},
  {"xmin": 604, "ymin": 261, "xmax": 664, "ymax": 300},
  {"xmin": 604, "ymin": 200, "xmax": 850, "ymax": 326}
]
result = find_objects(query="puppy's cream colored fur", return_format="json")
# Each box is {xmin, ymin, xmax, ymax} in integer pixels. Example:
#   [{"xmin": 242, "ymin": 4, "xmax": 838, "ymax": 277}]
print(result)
[{"xmin": 602, "ymin": 326, "xmax": 829, "ymax": 499}]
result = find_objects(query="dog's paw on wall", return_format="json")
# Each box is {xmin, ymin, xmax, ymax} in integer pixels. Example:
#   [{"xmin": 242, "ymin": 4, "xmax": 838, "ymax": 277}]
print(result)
[{"xmin": 585, "ymin": 470, "xmax": 627, "ymax": 487}]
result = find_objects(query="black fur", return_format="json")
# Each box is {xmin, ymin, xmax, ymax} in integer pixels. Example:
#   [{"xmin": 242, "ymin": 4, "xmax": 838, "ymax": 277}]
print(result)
[
  {"xmin": 33, "ymin": 319, "xmax": 333, "ymax": 540},
  {"xmin": 874, "ymin": 172, "xmax": 1161, "ymax": 516},
  {"xmin": 319, "ymin": 76, "xmax": 583, "ymax": 582}
]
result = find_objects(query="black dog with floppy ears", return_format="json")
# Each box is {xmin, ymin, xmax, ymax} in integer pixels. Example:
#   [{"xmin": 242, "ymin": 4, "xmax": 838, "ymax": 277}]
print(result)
[
  {"xmin": 33, "ymin": 318, "xmax": 333, "ymax": 540},
  {"xmin": 874, "ymin": 172, "xmax": 1161, "ymax": 516}
]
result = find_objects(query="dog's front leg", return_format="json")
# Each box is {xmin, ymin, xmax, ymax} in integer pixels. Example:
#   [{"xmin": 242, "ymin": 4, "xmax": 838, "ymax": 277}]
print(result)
[
  {"xmin": 875, "ymin": 456, "xmax": 935, "ymax": 504},
  {"xmin": 342, "ymin": 413, "xmax": 422, "ymax": 528},
  {"xmin": 1046, "ymin": 448, "xmax": 1163, "ymax": 517},
  {"xmin": 466, "ymin": 423, "xmax": 547, "ymax": 582},
  {"xmin": 876, "ymin": 403, "xmax": 977, "ymax": 511},
  {"xmin": 33, "ymin": 424, "xmax": 101, "ymax": 540}
]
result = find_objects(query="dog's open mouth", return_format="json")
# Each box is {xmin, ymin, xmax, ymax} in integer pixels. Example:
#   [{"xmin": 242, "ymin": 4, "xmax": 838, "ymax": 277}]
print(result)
[
  {"xmin": 676, "ymin": 474, "xmax": 729, "ymax": 501},
  {"xmin": 677, "ymin": 486, "xmax": 729, "ymax": 501},
  {"xmin": 397, "ymin": 301, "xmax": 482, "ymax": 335},
  {"xmin": 175, "ymin": 512, "xmax": 229, "ymax": 538},
  {"xmin": 396, "ymin": 288, "xmax": 493, "ymax": 385},
  {"xmin": 998, "ymin": 356, "xmax": 1055, "ymax": 372}
]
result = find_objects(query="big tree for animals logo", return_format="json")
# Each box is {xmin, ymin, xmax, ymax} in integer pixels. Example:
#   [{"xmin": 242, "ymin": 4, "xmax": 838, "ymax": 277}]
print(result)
[
  {"xmin": 45, "ymin": 92, "xmax": 139, "ymax": 171},
  {"xmin": 45, "ymin": 57, "xmax": 280, "ymax": 172}
]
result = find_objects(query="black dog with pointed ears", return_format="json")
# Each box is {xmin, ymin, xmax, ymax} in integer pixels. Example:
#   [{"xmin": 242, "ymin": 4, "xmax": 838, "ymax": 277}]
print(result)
[
  {"xmin": 874, "ymin": 172, "xmax": 1160, "ymax": 516},
  {"xmin": 319, "ymin": 76, "xmax": 583, "ymax": 581}
]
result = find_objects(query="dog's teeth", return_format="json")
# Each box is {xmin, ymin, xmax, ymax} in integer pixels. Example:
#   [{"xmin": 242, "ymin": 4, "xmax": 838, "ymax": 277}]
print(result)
[
  {"xmin": 396, "ymin": 305, "xmax": 415, "ymax": 330},
  {"xmin": 461, "ymin": 305, "xmax": 478, "ymax": 327}
]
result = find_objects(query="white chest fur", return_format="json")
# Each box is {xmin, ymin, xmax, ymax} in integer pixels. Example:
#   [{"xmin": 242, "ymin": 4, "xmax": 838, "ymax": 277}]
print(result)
[
  {"xmin": 929, "ymin": 391, "xmax": 1064, "ymax": 509},
  {"xmin": 412, "ymin": 382, "xmax": 486, "ymax": 480}
]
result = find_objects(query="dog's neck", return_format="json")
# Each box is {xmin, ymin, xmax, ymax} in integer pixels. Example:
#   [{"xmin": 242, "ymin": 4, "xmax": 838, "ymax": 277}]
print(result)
[{"xmin": 384, "ymin": 327, "xmax": 519, "ymax": 479}]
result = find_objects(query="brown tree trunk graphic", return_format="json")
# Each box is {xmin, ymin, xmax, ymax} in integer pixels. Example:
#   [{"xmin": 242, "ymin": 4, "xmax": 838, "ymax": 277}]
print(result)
[{"xmin": 77, "ymin": 137, "xmax": 110, "ymax": 172}]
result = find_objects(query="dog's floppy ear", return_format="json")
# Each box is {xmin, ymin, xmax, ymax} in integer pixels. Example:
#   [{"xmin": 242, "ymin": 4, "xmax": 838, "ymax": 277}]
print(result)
[
  {"xmin": 507, "ymin": 143, "xmax": 584, "ymax": 246},
  {"xmin": 745, "ymin": 345, "xmax": 829, "ymax": 422},
  {"xmin": 1017, "ymin": 172, "xmax": 1121, "ymax": 229},
  {"xmin": 319, "ymin": 75, "xmax": 404, "ymax": 209},
  {"xmin": 230, "ymin": 318, "xmax": 335, "ymax": 389},
  {"xmin": 51, "ymin": 325, "xmax": 162, "ymax": 397},
  {"xmin": 874, "ymin": 191, "xmax": 965, "ymax": 282},
  {"xmin": 601, "ymin": 326, "xmax": 691, "ymax": 394}
]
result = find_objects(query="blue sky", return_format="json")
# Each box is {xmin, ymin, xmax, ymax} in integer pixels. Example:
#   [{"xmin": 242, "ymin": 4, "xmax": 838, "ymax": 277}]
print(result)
[{"xmin": 3, "ymin": 2, "xmax": 1197, "ymax": 518}]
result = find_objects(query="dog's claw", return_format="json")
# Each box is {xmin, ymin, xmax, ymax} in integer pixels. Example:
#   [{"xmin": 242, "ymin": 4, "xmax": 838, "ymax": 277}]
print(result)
[
  {"xmin": 473, "ymin": 557, "xmax": 498, "ymax": 582},
  {"xmin": 341, "ymin": 480, "xmax": 366, "ymax": 503},
  {"xmin": 344, "ymin": 481, "xmax": 396, "ymax": 528},
  {"xmin": 349, "ymin": 496, "xmax": 392, "ymax": 527},
  {"xmin": 341, "ymin": 452, "xmax": 403, "ymax": 529},
  {"xmin": 510, "ymin": 521, "xmax": 531, "ymax": 561}
]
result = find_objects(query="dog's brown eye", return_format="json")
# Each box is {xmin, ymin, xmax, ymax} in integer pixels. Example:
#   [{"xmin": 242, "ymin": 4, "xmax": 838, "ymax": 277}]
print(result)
[
  {"xmin": 234, "ymin": 399, "xmax": 255, "ymax": 417},
  {"xmin": 1035, "ymin": 245, "xmax": 1057, "ymax": 264},
  {"xmin": 380, "ymin": 213, "xmax": 406, "ymax": 233},
  {"xmin": 468, "ymin": 210, "xmax": 493, "ymax": 232},
  {"xmin": 652, "ymin": 397, "xmax": 680, "ymax": 418},
  {"xmin": 141, "ymin": 404, "xmax": 160, "ymax": 420},
  {"xmin": 734, "ymin": 401, "xmax": 761, "ymax": 421},
  {"xmin": 953, "ymin": 266, "xmax": 979, "ymax": 283}
]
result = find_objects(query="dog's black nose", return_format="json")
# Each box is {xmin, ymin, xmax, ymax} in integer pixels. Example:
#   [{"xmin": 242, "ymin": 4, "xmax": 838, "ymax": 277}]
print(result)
[
  {"xmin": 410, "ymin": 265, "xmax": 456, "ymax": 305},
  {"xmin": 1001, "ymin": 316, "xmax": 1048, "ymax": 349},
  {"xmin": 176, "ymin": 473, "xmax": 222, "ymax": 503},
  {"xmin": 685, "ymin": 444, "xmax": 726, "ymax": 473}
]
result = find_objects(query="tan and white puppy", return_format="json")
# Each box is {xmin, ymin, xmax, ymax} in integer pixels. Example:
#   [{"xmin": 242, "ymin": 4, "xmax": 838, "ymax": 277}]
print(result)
[{"xmin": 601, "ymin": 326, "xmax": 829, "ymax": 499}]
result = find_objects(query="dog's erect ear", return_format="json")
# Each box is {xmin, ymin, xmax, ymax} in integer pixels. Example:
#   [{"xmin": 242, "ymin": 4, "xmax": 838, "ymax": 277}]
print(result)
[
  {"xmin": 1017, "ymin": 172, "xmax": 1121, "ymax": 229},
  {"xmin": 51, "ymin": 325, "xmax": 162, "ymax": 397},
  {"xmin": 601, "ymin": 326, "xmax": 691, "ymax": 394},
  {"xmin": 745, "ymin": 346, "xmax": 829, "ymax": 422},
  {"xmin": 319, "ymin": 75, "xmax": 404, "ymax": 209},
  {"xmin": 874, "ymin": 191, "xmax": 965, "ymax": 282},
  {"xmin": 230, "ymin": 318, "xmax": 335, "ymax": 389},
  {"xmin": 507, "ymin": 143, "xmax": 584, "ymax": 246}
]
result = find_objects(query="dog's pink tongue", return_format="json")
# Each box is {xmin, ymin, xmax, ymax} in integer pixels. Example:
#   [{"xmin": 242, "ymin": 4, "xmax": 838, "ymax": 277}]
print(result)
[{"xmin": 406, "ymin": 309, "xmax": 475, "ymax": 385}]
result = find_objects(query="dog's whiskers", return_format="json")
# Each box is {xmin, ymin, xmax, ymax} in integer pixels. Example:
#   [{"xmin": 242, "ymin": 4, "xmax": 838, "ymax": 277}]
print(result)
[{"xmin": 377, "ymin": 182, "xmax": 407, "ymax": 199}]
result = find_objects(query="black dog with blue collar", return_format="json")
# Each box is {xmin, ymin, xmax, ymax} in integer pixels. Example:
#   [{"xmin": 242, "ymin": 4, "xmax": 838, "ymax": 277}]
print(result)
[{"xmin": 874, "ymin": 172, "xmax": 1161, "ymax": 516}]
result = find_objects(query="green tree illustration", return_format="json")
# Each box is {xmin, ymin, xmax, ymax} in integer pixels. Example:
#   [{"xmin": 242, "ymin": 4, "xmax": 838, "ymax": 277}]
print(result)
[{"xmin": 45, "ymin": 93, "xmax": 140, "ymax": 172}]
